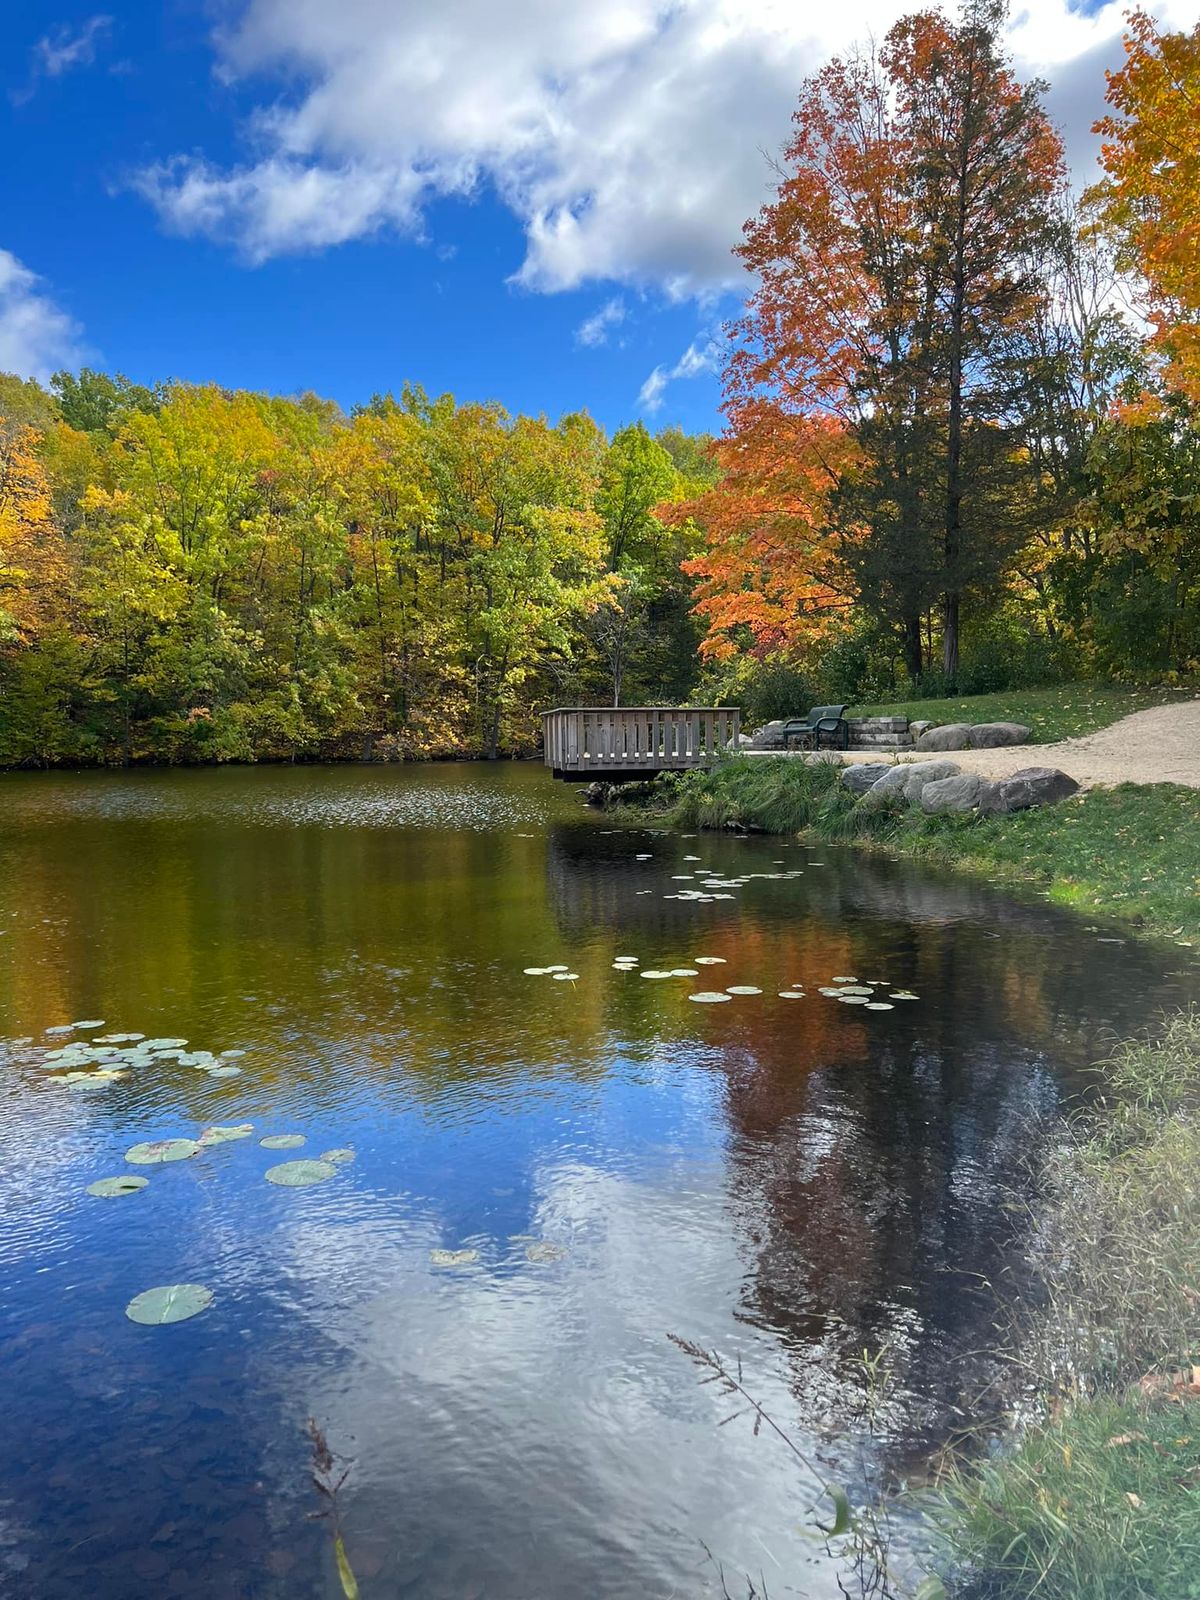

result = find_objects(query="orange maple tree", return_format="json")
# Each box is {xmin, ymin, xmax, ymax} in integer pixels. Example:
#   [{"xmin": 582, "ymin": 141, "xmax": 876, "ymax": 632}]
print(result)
[
  {"xmin": 674, "ymin": 406, "xmax": 858, "ymax": 661},
  {"xmin": 683, "ymin": 3, "xmax": 1065, "ymax": 680},
  {"xmin": 1092, "ymin": 11, "xmax": 1200, "ymax": 404}
]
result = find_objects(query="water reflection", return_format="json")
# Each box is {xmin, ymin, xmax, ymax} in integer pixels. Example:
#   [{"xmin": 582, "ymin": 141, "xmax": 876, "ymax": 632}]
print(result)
[{"xmin": 0, "ymin": 763, "xmax": 1195, "ymax": 1599}]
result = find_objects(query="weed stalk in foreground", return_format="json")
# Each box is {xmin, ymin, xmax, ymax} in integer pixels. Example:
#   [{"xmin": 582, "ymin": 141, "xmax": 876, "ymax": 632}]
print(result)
[{"xmin": 307, "ymin": 1416, "xmax": 360, "ymax": 1599}]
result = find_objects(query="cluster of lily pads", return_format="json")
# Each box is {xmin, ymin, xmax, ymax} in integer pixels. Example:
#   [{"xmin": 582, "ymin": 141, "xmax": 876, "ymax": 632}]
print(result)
[
  {"xmin": 29, "ymin": 1018, "xmax": 246, "ymax": 1087},
  {"xmin": 815, "ymin": 977, "xmax": 920, "ymax": 1010},
  {"xmin": 627, "ymin": 843, "xmax": 817, "ymax": 908},
  {"xmin": 430, "ymin": 1238, "xmax": 568, "ymax": 1270},
  {"xmin": 524, "ymin": 952, "xmax": 917, "ymax": 1011},
  {"xmin": 81, "ymin": 1120, "xmax": 358, "ymax": 1323}
]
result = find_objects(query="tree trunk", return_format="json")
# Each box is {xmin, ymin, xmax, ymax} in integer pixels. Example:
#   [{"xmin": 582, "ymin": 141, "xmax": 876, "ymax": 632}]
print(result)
[
  {"xmin": 942, "ymin": 591, "xmax": 960, "ymax": 682},
  {"xmin": 903, "ymin": 615, "xmax": 923, "ymax": 681}
]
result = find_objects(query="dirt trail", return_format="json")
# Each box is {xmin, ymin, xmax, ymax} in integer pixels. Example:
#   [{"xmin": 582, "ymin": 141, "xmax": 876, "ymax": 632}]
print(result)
[{"xmin": 839, "ymin": 699, "xmax": 1200, "ymax": 789}]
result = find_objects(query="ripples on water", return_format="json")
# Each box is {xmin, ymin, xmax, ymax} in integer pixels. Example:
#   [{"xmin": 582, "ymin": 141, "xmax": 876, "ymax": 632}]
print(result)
[{"xmin": 0, "ymin": 762, "xmax": 1196, "ymax": 1600}]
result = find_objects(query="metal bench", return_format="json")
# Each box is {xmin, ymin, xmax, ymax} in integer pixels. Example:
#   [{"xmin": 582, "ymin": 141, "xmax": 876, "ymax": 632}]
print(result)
[{"xmin": 781, "ymin": 705, "xmax": 849, "ymax": 751}]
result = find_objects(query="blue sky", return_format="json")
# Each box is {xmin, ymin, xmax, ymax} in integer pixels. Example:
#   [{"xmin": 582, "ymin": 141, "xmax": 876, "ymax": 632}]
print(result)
[{"xmin": 2, "ymin": 0, "xmax": 1195, "ymax": 436}]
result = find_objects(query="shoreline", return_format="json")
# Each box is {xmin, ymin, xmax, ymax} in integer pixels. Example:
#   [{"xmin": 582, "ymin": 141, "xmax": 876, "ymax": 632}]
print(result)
[{"xmin": 614, "ymin": 754, "xmax": 1200, "ymax": 946}]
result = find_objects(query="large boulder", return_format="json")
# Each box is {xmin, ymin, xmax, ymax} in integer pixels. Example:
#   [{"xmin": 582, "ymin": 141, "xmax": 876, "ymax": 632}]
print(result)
[
  {"xmin": 915, "ymin": 721, "xmax": 1031, "ymax": 751},
  {"xmin": 860, "ymin": 760, "xmax": 961, "ymax": 809},
  {"xmin": 914, "ymin": 722, "xmax": 973, "ymax": 751},
  {"xmin": 920, "ymin": 772, "xmax": 988, "ymax": 813},
  {"xmin": 978, "ymin": 766, "xmax": 1080, "ymax": 815},
  {"xmin": 841, "ymin": 762, "xmax": 892, "ymax": 796},
  {"xmin": 968, "ymin": 721, "xmax": 1032, "ymax": 749},
  {"xmin": 908, "ymin": 720, "xmax": 936, "ymax": 740}
]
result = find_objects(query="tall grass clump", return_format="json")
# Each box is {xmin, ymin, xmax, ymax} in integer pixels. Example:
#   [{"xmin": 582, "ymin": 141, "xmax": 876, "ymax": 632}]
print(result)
[
  {"xmin": 935, "ymin": 1013, "xmax": 1200, "ymax": 1600},
  {"xmin": 664, "ymin": 754, "xmax": 866, "ymax": 838}
]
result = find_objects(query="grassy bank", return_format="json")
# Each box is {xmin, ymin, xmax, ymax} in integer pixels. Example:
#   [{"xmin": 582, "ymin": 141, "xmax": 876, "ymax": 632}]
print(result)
[
  {"xmin": 658, "ymin": 756, "xmax": 1200, "ymax": 941},
  {"xmin": 851, "ymin": 682, "xmax": 1191, "ymax": 743},
  {"xmin": 931, "ymin": 1014, "xmax": 1200, "ymax": 1600}
]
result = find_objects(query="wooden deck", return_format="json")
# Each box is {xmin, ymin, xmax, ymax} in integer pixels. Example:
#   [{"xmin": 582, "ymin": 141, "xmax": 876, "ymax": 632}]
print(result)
[{"xmin": 541, "ymin": 706, "xmax": 740, "ymax": 781}]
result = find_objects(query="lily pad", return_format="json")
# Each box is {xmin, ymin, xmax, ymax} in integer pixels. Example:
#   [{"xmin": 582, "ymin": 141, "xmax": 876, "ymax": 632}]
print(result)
[
  {"xmin": 865, "ymin": 1002, "xmax": 895, "ymax": 1011},
  {"xmin": 430, "ymin": 1248, "xmax": 479, "ymax": 1268},
  {"xmin": 524, "ymin": 967, "xmax": 551, "ymax": 975},
  {"xmin": 198, "ymin": 1123, "xmax": 255, "ymax": 1146},
  {"xmin": 142, "ymin": 1038, "xmax": 188, "ymax": 1049},
  {"xmin": 689, "ymin": 991, "xmax": 732, "ymax": 1003},
  {"xmin": 544, "ymin": 965, "xmax": 569, "ymax": 974},
  {"xmin": 264, "ymin": 1159, "xmax": 337, "ymax": 1187},
  {"xmin": 669, "ymin": 968, "xmax": 700, "ymax": 977},
  {"xmin": 694, "ymin": 956, "xmax": 726, "ymax": 965},
  {"xmin": 125, "ymin": 1283, "xmax": 213, "ymax": 1326},
  {"xmin": 832, "ymin": 977, "xmax": 858, "ymax": 984},
  {"xmin": 640, "ymin": 970, "xmax": 675, "ymax": 979},
  {"xmin": 87, "ymin": 1175, "xmax": 149, "ymax": 1198},
  {"xmin": 44, "ymin": 1024, "xmax": 75, "ymax": 1036},
  {"xmin": 525, "ymin": 1241, "xmax": 567, "ymax": 1263},
  {"xmin": 778, "ymin": 991, "xmax": 806, "ymax": 1000},
  {"xmin": 126, "ymin": 1138, "xmax": 201, "ymax": 1165},
  {"xmin": 205, "ymin": 1065, "xmax": 242, "ymax": 1078},
  {"xmin": 73, "ymin": 1020, "xmax": 105, "ymax": 1029},
  {"xmin": 95, "ymin": 1033, "xmax": 145, "ymax": 1044},
  {"xmin": 319, "ymin": 1147, "xmax": 356, "ymax": 1165},
  {"xmin": 837, "ymin": 994, "xmax": 870, "ymax": 1005},
  {"xmin": 726, "ymin": 985, "xmax": 763, "ymax": 996},
  {"xmin": 889, "ymin": 992, "xmax": 920, "ymax": 1001},
  {"xmin": 552, "ymin": 972, "xmax": 580, "ymax": 981},
  {"xmin": 260, "ymin": 1134, "xmax": 305, "ymax": 1150}
]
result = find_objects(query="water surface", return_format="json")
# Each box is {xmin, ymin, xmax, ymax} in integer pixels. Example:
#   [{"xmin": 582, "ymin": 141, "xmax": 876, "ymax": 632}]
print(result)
[{"xmin": 1, "ymin": 763, "xmax": 1194, "ymax": 1599}]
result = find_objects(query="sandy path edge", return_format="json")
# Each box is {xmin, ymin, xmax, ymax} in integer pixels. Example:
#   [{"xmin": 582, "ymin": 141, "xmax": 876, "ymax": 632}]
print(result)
[{"xmin": 759, "ymin": 699, "xmax": 1200, "ymax": 790}]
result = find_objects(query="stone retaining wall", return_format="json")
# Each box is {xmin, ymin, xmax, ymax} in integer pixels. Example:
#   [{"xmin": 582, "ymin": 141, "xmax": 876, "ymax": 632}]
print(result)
[{"xmin": 846, "ymin": 717, "xmax": 912, "ymax": 750}]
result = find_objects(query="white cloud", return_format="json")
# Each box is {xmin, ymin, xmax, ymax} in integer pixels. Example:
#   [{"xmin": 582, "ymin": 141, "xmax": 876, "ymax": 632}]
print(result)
[
  {"xmin": 576, "ymin": 296, "xmax": 627, "ymax": 347},
  {"xmin": 638, "ymin": 366, "xmax": 669, "ymax": 412},
  {"xmin": 134, "ymin": 0, "xmax": 1200, "ymax": 292},
  {"xmin": 0, "ymin": 249, "xmax": 83, "ymax": 381},
  {"xmin": 35, "ymin": 14, "xmax": 112, "ymax": 77},
  {"xmin": 638, "ymin": 335, "xmax": 721, "ymax": 412}
]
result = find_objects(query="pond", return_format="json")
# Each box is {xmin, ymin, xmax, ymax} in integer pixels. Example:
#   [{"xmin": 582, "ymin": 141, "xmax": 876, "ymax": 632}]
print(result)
[{"xmin": 1, "ymin": 762, "xmax": 1195, "ymax": 1599}]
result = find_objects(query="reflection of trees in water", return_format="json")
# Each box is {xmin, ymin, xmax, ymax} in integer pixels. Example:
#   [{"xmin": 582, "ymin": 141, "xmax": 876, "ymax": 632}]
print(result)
[
  {"xmin": 541, "ymin": 831, "xmax": 1195, "ymax": 1462},
  {"xmin": 721, "ymin": 1023, "xmax": 1060, "ymax": 1460}
]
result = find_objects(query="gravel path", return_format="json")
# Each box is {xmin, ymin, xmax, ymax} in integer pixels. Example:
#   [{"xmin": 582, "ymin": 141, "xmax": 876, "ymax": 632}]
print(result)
[{"xmin": 838, "ymin": 699, "xmax": 1200, "ymax": 789}]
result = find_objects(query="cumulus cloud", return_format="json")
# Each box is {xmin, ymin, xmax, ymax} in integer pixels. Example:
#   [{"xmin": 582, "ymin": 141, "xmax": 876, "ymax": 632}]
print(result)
[
  {"xmin": 0, "ymin": 250, "xmax": 83, "ymax": 381},
  {"xmin": 576, "ymin": 297, "xmax": 627, "ymax": 348},
  {"xmin": 638, "ymin": 336, "xmax": 721, "ymax": 413},
  {"xmin": 134, "ymin": 0, "xmax": 1199, "ymax": 293}
]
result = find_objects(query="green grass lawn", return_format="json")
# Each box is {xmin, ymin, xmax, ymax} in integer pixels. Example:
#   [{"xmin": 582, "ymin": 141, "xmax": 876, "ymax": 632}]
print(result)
[
  {"xmin": 851, "ymin": 681, "xmax": 1195, "ymax": 743},
  {"xmin": 914, "ymin": 782, "xmax": 1200, "ymax": 940},
  {"xmin": 933, "ymin": 1016, "xmax": 1200, "ymax": 1600}
]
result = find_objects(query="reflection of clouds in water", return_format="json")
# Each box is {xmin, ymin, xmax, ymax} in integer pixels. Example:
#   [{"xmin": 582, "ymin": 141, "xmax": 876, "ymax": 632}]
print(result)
[{"xmin": 271, "ymin": 1157, "xmax": 840, "ymax": 1598}]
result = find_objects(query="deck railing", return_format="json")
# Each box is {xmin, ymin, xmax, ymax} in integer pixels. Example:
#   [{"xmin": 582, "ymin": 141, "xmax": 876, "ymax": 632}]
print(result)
[{"xmin": 541, "ymin": 706, "xmax": 740, "ymax": 777}]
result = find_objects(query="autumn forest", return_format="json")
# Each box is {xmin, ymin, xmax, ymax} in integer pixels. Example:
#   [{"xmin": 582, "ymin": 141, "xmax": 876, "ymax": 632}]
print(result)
[{"xmin": 1, "ymin": 2, "xmax": 1197, "ymax": 767}]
